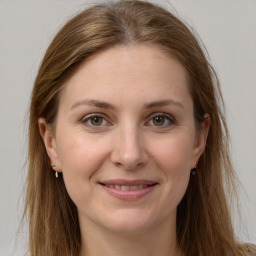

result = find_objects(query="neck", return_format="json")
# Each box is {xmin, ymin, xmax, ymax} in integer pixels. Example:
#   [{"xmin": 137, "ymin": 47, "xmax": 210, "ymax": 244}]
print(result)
[{"xmin": 79, "ymin": 217, "xmax": 182, "ymax": 256}]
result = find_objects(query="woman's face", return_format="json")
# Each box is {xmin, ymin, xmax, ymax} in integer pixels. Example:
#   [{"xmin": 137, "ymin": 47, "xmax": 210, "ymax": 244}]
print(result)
[{"xmin": 40, "ymin": 45, "xmax": 208, "ymax": 234}]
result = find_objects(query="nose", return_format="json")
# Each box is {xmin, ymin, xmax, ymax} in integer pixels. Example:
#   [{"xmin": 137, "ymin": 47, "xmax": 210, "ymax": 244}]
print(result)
[{"xmin": 110, "ymin": 125, "xmax": 149, "ymax": 170}]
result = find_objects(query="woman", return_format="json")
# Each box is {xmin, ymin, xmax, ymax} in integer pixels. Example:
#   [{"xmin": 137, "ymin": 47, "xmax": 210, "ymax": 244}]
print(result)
[{"xmin": 25, "ymin": 0, "xmax": 256, "ymax": 255}]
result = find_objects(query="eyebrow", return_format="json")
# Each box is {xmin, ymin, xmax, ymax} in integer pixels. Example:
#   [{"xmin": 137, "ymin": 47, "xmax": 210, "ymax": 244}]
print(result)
[
  {"xmin": 70, "ymin": 99, "xmax": 184, "ymax": 111},
  {"xmin": 71, "ymin": 99, "xmax": 115, "ymax": 110},
  {"xmin": 144, "ymin": 99, "xmax": 184, "ymax": 109}
]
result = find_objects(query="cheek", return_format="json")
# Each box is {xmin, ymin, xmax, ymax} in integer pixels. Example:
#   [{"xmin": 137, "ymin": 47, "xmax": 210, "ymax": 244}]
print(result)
[
  {"xmin": 56, "ymin": 129, "xmax": 109, "ymax": 172},
  {"xmin": 151, "ymin": 134, "xmax": 193, "ymax": 204},
  {"xmin": 153, "ymin": 133, "xmax": 194, "ymax": 174},
  {"xmin": 55, "ymin": 131, "xmax": 112, "ymax": 207},
  {"xmin": 55, "ymin": 130, "xmax": 111, "ymax": 188}
]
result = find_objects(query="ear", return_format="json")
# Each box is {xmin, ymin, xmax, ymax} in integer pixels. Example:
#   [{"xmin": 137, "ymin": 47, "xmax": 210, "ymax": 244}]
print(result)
[
  {"xmin": 191, "ymin": 114, "xmax": 210, "ymax": 168},
  {"xmin": 38, "ymin": 118, "xmax": 61, "ymax": 172}
]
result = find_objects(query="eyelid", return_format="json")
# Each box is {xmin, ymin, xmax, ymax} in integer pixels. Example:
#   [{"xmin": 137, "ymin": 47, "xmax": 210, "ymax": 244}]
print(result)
[
  {"xmin": 146, "ymin": 112, "xmax": 176, "ymax": 127},
  {"xmin": 80, "ymin": 112, "xmax": 176, "ymax": 129},
  {"xmin": 149, "ymin": 112, "xmax": 175, "ymax": 119},
  {"xmin": 81, "ymin": 113, "xmax": 111, "ymax": 128}
]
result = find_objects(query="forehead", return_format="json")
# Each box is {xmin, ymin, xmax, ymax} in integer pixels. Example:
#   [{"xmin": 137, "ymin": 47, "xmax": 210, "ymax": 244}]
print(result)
[{"xmin": 59, "ymin": 44, "xmax": 191, "ymax": 109}]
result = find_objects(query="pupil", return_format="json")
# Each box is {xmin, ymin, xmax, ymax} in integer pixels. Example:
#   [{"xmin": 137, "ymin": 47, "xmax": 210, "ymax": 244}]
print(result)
[
  {"xmin": 154, "ymin": 116, "xmax": 164, "ymax": 126},
  {"xmin": 92, "ymin": 117, "xmax": 102, "ymax": 126}
]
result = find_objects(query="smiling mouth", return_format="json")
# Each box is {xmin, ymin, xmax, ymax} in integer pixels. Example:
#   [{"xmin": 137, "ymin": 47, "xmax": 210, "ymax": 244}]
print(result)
[
  {"xmin": 100, "ymin": 184, "xmax": 155, "ymax": 191},
  {"xmin": 98, "ymin": 180, "xmax": 158, "ymax": 200}
]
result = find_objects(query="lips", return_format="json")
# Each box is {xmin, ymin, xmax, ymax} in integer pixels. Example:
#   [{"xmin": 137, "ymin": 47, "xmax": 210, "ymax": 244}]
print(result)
[
  {"xmin": 104, "ymin": 184, "xmax": 149, "ymax": 190},
  {"xmin": 98, "ymin": 179, "xmax": 158, "ymax": 200}
]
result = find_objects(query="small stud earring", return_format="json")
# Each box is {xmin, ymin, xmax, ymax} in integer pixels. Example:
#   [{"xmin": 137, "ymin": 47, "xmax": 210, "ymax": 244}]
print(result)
[
  {"xmin": 191, "ymin": 162, "xmax": 197, "ymax": 176},
  {"xmin": 191, "ymin": 167, "xmax": 196, "ymax": 176},
  {"xmin": 51, "ymin": 163, "xmax": 59, "ymax": 178}
]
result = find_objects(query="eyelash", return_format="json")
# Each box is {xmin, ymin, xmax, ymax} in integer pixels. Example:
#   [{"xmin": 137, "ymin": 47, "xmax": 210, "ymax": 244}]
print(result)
[
  {"xmin": 146, "ymin": 112, "xmax": 176, "ymax": 128},
  {"xmin": 81, "ymin": 113, "xmax": 110, "ymax": 128},
  {"xmin": 81, "ymin": 112, "xmax": 176, "ymax": 129}
]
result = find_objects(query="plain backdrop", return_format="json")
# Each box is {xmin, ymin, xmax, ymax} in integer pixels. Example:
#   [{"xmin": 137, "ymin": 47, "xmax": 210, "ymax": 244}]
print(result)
[{"xmin": 0, "ymin": 0, "xmax": 255, "ymax": 255}]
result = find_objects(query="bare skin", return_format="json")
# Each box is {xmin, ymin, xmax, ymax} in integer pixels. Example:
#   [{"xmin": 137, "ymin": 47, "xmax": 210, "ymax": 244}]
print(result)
[{"xmin": 39, "ymin": 44, "xmax": 209, "ymax": 256}]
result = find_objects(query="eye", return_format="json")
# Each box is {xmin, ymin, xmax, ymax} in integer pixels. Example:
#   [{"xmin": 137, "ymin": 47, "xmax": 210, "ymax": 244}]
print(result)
[
  {"xmin": 82, "ymin": 114, "xmax": 109, "ymax": 128},
  {"xmin": 147, "ymin": 113, "xmax": 175, "ymax": 127}
]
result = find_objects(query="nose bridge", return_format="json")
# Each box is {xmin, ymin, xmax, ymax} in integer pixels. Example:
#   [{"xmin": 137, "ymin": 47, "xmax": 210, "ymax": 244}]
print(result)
[{"xmin": 111, "ymin": 121, "xmax": 148, "ymax": 169}]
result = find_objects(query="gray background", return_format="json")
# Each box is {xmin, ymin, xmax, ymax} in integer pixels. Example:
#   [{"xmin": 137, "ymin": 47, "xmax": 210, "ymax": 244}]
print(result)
[{"xmin": 0, "ymin": 0, "xmax": 255, "ymax": 255}]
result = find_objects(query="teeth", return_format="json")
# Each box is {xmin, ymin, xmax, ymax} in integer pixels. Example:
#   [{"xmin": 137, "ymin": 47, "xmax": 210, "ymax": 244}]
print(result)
[{"xmin": 106, "ymin": 184, "xmax": 148, "ymax": 190}]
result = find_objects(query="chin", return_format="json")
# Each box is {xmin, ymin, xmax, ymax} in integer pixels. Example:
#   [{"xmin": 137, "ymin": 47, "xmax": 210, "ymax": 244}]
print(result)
[{"xmin": 99, "ymin": 209, "xmax": 161, "ymax": 234}]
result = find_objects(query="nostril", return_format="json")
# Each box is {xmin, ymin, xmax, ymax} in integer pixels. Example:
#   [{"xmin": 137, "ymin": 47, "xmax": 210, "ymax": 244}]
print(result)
[{"xmin": 110, "ymin": 139, "xmax": 149, "ymax": 170}]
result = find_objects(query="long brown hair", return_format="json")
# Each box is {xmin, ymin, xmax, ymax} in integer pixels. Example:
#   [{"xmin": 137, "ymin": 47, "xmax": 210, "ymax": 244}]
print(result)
[{"xmin": 25, "ymin": 1, "xmax": 256, "ymax": 255}]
